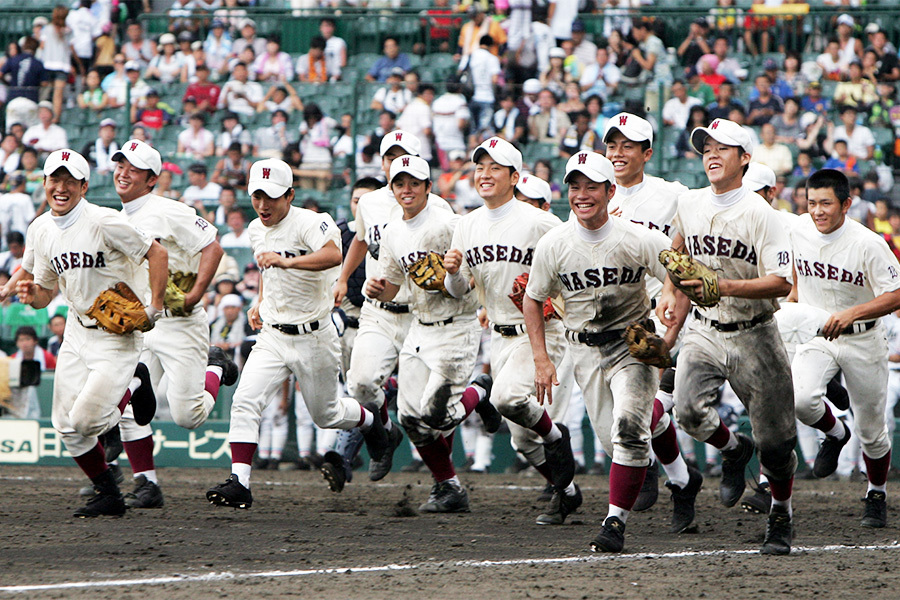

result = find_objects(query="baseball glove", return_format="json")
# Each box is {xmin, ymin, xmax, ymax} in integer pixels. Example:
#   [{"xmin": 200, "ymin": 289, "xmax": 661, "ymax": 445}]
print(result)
[
  {"xmin": 409, "ymin": 251, "xmax": 450, "ymax": 296},
  {"xmin": 623, "ymin": 321, "xmax": 673, "ymax": 368},
  {"xmin": 86, "ymin": 282, "xmax": 154, "ymax": 335},
  {"xmin": 163, "ymin": 271, "xmax": 197, "ymax": 317},
  {"xmin": 659, "ymin": 249, "xmax": 720, "ymax": 307},
  {"xmin": 509, "ymin": 272, "xmax": 561, "ymax": 321}
]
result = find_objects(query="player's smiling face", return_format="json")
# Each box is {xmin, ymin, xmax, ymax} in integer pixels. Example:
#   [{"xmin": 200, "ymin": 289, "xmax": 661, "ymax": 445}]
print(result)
[
  {"xmin": 390, "ymin": 172, "xmax": 430, "ymax": 219},
  {"xmin": 605, "ymin": 131, "xmax": 651, "ymax": 187},
  {"xmin": 702, "ymin": 139, "xmax": 749, "ymax": 193},
  {"xmin": 807, "ymin": 187, "xmax": 850, "ymax": 235},
  {"xmin": 474, "ymin": 155, "xmax": 518, "ymax": 207},
  {"xmin": 43, "ymin": 168, "xmax": 87, "ymax": 216},
  {"xmin": 568, "ymin": 171, "xmax": 615, "ymax": 230},
  {"xmin": 114, "ymin": 158, "xmax": 157, "ymax": 202},
  {"xmin": 251, "ymin": 188, "xmax": 294, "ymax": 227}
]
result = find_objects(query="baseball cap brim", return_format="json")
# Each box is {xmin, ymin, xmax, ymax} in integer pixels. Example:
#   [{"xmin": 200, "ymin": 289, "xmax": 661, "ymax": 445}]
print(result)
[
  {"xmin": 472, "ymin": 146, "xmax": 523, "ymax": 173},
  {"xmin": 380, "ymin": 131, "xmax": 421, "ymax": 157},
  {"xmin": 563, "ymin": 166, "xmax": 612, "ymax": 184},
  {"xmin": 111, "ymin": 148, "xmax": 161, "ymax": 175},
  {"xmin": 248, "ymin": 179, "xmax": 290, "ymax": 198},
  {"xmin": 690, "ymin": 126, "xmax": 750, "ymax": 155},
  {"xmin": 603, "ymin": 124, "xmax": 652, "ymax": 145},
  {"xmin": 43, "ymin": 150, "xmax": 90, "ymax": 182}
]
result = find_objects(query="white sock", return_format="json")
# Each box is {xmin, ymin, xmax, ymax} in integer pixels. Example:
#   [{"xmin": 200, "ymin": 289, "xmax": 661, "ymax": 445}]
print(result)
[
  {"xmin": 128, "ymin": 376, "xmax": 141, "ymax": 395},
  {"xmin": 661, "ymin": 455, "xmax": 690, "ymax": 489},
  {"xmin": 760, "ymin": 473, "xmax": 769, "ymax": 486},
  {"xmin": 563, "ymin": 481, "xmax": 577, "ymax": 497},
  {"xmin": 207, "ymin": 365, "xmax": 224, "ymax": 381},
  {"xmin": 657, "ymin": 390, "xmax": 674, "ymax": 412},
  {"xmin": 542, "ymin": 423, "xmax": 562, "ymax": 443},
  {"xmin": 606, "ymin": 504, "xmax": 629, "ymax": 524},
  {"xmin": 772, "ymin": 496, "xmax": 792, "ymax": 517},
  {"xmin": 232, "ymin": 462, "xmax": 252, "ymax": 488},
  {"xmin": 440, "ymin": 475, "xmax": 461, "ymax": 487},
  {"xmin": 135, "ymin": 469, "xmax": 158, "ymax": 484},
  {"xmin": 384, "ymin": 418, "xmax": 393, "ymax": 432},
  {"xmin": 825, "ymin": 419, "xmax": 845, "ymax": 439},
  {"xmin": 108, "ymin": 460, "xmax": 118, "ymax": 466},
  {"xmin": 868, "ymin": 481, "xmax": 887, "ymax": 494},
  {"xmin": 721, "ymin": 430, "xmax": 739, "ymax": 452},
  {"xmin": 359, "ymin": 408, "xmax": 375, "ymax": 430},
  {"xmin": 471, "ymin": 383, "xmax": 487, "ymax": 401}
]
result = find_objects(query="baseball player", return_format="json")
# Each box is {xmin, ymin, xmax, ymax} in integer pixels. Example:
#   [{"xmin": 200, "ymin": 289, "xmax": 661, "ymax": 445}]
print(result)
[
  {"xmin": 326, "ymin": 131, "xmax": 451, "ymax": 492},
  {"xmin": 17, "ymin": 148, "xmax": 167, "ymax": 517},
  {"xmin": 525, "ymin": 151, "xmax": 690, "ymax": 552},
  {"xmin": 790, "ymin": 168, "xmax": 900, "ymax": 528},
  {"xmin": 602, "ymin": 112, "xmax": 702, "ymax": 526},
  {"xmin": 366, "ymin": 154, "xmax": 498, "ymax": 512},
  {"xmin": 444, "ymin": 137, "xmax": 579, "ymax": 525},
  {"xmin": 206, "ymin": 158, "xmax": 389, "ymax": 509},
  {"xmin": 656, "ymin": 118, "xmax": 798, "ymax": 555},
  {"xmin": 111, "ymin": 139, "xmax": 237, "ymax": 509}
]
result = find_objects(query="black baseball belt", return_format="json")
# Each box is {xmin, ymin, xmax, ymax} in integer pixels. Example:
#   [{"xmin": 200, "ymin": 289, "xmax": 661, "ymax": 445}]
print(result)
[
  {"xmin": 493, "ymin": 323, "xmax": 526, "ymax": 337},
  {"xmin": 841, "ymin": 320, "xmax": 876, "ymax": 335},
  {"xmin": 419, "ymin": 316, "xmax": 455, "ymax": 327},
  {"xmin": 693, "ymin": 309, "xmax": 772, "ymax": 332},
  {"xmin": 269, "ymin": 319, "xmax": 324, "ymax": 335},
  {"xmin": 565, "ymin": 328, "xmax": 625, "ymax": 347},
  {"xmin": 366, "ymin": 297, "xmax": 411, "ymax": 314}
]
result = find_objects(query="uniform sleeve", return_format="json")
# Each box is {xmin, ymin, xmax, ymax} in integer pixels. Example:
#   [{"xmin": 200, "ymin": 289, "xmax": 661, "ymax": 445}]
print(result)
[
  {"xmin": 302, "ymin": 211, "xmax": 341, "ymax": 253},
  {"xmin": 354, "ymin": 198, "xmax": 369, "ymax": 241},
  {"xmin": 378, "ymin": 234, "xmax": 404, "ymax": 287},
  {"xmin": 100, "ymin": 211, "xmax": 153, "ymax": 264},
  {"xmin": 865, "ymin": 236, "xmax": 900, "ymax": 297},
  {"xmin": 525, "ymin": 234, "xmax": 560, "ymax": 303},
  {"xmin": 30, "ymin": 230, "xmax": 57, "ymax": 290},
  {"xmin": 643, "ymin": 228, "xmax": 672, "ymax": 284},
  {"xmin": 449, "ymin": 217, "xmax": 473, "ymax": 284},
  {"xmin": 168, "ymin": 209, "xmax": 217, "ymax": 255},
  {"xmin": 248, "ymin": 220, "xmax": 263, "ymax": 256},
  {"xmin": 756, "ymin": 207, "xmax": 793, "ymax": 279}
]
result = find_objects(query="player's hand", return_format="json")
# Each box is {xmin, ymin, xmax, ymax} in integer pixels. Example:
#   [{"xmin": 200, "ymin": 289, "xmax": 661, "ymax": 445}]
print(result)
[
  {"xmin": 609, "ymin": 206, "xmax": 623, "ymax": 217},
  {"xmin": 333, "ymin": 279, "xmax": 348, "ymax": 307},
  {"xmin": 822, "ymin": 308, "xmax": 857, "ymax": 341},
  {"xmin": 0, "ymin": 281, "xmax": 13, "ymax": 301},
  {"xmin": 365, "ymin": 277, "xmax": 387, "ymax": 299},
  {"xmin": 656, "ymin": 290, "xmax": 679, "ymax": 328},
  {"xmin": 534, "ymin": 357, "xmax": 559, "ymax": 406},
  {"xmin": 256, "ymin": 252, "xmax": 287, "ymax": 269},
  {"xmin": 443, "ymin": 249, "xmax": 463, "ymax": 275},
  {"xmin": 15, "ymin": 280, "xmax": 36, "ymax": 304},
  {"xmin": 477, "ymin": 306, "xmax": 489, "ymax": 329},
  {"xmin": 248, "ymin": 304, "xmax": 262, "ymax": 330}
]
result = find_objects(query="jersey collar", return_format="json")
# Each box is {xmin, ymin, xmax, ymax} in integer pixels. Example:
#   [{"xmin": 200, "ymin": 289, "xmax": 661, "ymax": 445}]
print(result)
[
  {"xmin": 574, "ymin": 216, "xmax": 614, "ymax": 243},
  {"xmin": 615, "ymin": 175, "xmax": 646, "ymax": 197},
  {"xmin": 50, "ymin": 197, "xmax": 86, "ymax": 230},
  {"xmin": 121, "ymin": 192, "xmax": 153, "ymax": 216}
]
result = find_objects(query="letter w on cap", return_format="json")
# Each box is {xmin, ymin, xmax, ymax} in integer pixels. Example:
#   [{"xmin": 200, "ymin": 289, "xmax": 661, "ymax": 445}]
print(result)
[
  {"xmin": 710, "ymin": 120, "xmax": 719, "ymax": 129},
  {"xmin": 262, "ymin": 168, "xmax": 271, "ymax": 179},
  {"xmin": 489, "ymin": 139, "xmax": 498, "ymax": 148},
  {"xmin": 401, "ymin": 157, "xmax": 410, "ymax": 166},
  {"xmin": 61, "ymin": 151, "xmax": 70, "ymax": 161},
  {"xmin": 577, "ymin": 153, "xmax": 587, "ymax": 165},
  {"xmin": 618, "ymin": 115, "xmax": 628, "ymax": 126},
  {"xmin": 395, "ymin": 132, "xmax": 403, "ymax": 141},
  {"xmin": 130, "ymin": 142, "xmax": 138, "ymax": 151}
]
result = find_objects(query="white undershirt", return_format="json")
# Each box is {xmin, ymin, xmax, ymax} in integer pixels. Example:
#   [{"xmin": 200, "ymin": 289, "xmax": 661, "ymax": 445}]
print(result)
[
  {"xmin": 486, "ymin": 197, "xmax": 516, "ymax": 221},
  {"xmin": 404, "ymin": 205, "xmax": 429, "ymax": 229},
  {"xmin": 614, "ymin": 176, "xmax": 646, "ymax": 198},
  {"xmin": 575, "ymin": 217, "xmax": 613, "ymax": 243},
  {"xmin": 51, "ymin": 198, "xmax": 86, "ymax": 230},
  {"xmin": 121, "ymin": 192, "xmax": 152, "ymax": 216},
  {"xmin": 816, "ymin": 218, "xmax": 848, "ymax": 243},
  {"xmin": 710, "ymin": 185, "xmax": 747, "ymax": 208}
]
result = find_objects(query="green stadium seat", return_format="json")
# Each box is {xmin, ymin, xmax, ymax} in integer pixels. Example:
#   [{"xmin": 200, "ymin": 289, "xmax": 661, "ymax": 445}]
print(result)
[
  {"xmin": 224, "ymin": 247, "xmax": 255, "ymax": 271},
  {"xmin": 2, "ymin": 304, "xmax": 50, "ymax": 340}
]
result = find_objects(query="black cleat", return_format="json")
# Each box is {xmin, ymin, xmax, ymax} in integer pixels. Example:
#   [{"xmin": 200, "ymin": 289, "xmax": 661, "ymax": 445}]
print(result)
[
  {"xmin": 536, "ymin": 485, "xmax": 582, "ymax": 525},
  {"xmin": 741, "ymin": 482, "xmax": 771, "ymax": 515},
  {"xmin": 537, "ymin": 482, "xmax": 555, "ymax": 502},
  {"xmin": 206, "ymin": 474, "xmax": 253, "ymax": 509},
  {"xmin": 418, "ymin": 481, "xmax": 470, "ymax": 513},
  {"xmin": 471, "ymin": 374, "xmax": 502, "ymax": 433},
  {"xmin": 208, "ymin": 346, "xmax": 239, "ymax": 386},
  {"xmin": 543, "ymin": 424, "xmax": 576, "ymax": 491},
  {"xmin": 124, "ymin": 474, "xmax": 164, "ymax": 508},
  {"xmin": 402, "ymin": 459, "xmax": 426, "ymax": 473},
  {"xmin": 100, "ymin": 426, "xmax": 123, "ymax": 463},
  {"xmin": 320, "ymin": 451, "xmax": 348, "ymax": 493},
  {"xmin": 590, "ymin": 516, "xmax": 626, "ymax": 553},
  {"xmin": 813, "ymin": 421, "xmax": 850, "ymax": 478},
  {"xmin": 361, "ymin": 402, "xmax": 389, "ymax": 462},
  {"xmin": 633, "ymin": 460, "xmax": 659, "ymax": 512},
  {"xmin": 861, "ymin": 490, "xmax": 887, "ymax": 528},
  {"xmin": 719, "ymin": 433, "xmax": 755, "ymax": 507},
  {"xmin": 74, "ymin": 469, "xmax": 126, "ymax": 518},
  {"xmin": 369, "ymin": 424, "xmax": 403, "ymax": 481},
  {"xmin": 130, "ymin": 363, "xmax": 157, "ymax": 426},
  {"xmin": 79, "ymin": 463, "xmax": 124, "ymax": 497},
  {"xmin": 668, "ymin": 465, "xmax": 704, "ymax": 533},
  {"xmin": 760, "ymin": 506, "xmax": 793, "ymax": 555}
]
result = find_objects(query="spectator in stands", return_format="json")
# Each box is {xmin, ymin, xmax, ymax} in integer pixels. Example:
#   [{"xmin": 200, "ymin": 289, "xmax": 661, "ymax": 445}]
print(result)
[
  {"xmin": 182, "ymin": 163, "xmax": 223, "ymax": 211},
  {"xmin": 559, "ymin": 109, "xmax": 598, "ymax": 158},
  {"xmin": 177, "ymin": 112, "xmax": 215, "ymax": 159},
  {"xmin": 800, "ymin": 80, "xmax": 830, "ymax": 114},
  {"xmin": 4, "ymin": 326, "xmax": 55, "ymax": 419},
  {"xmin": 0, "ymin": 231, "xmax": 25, "ymax": 273},
  {"xmin": 458, "ymin": 5, "xmax": 506, "ymax": 60},
  {"xmin": 792, "ymin": 151, "xmax": 815, "ymax": 179},
  {"xmin": 532, "ymin": 158, "xmax": 562, "ymax": 200},
  {"xmin": 118, "ymin": 61, "xmax": 151, "ymax": 109},
  {"xmin": 867, "ymin": 27, "xmax": 900, "ymax": 82},
  {"xmin": 817, "ymin": 38, "xmax": 846, "ymax": 81},
  {"xmin": 355, "ymin": 143, "xmax": 383, "ymax": 181},
  {"xmin": 823, "ymin": 138, "xmax": 859, "ymax": 175},
  {"xmin": 218, "ymin": 62, "xmax": 264, "ymax": 116},
  {"xmin": 797, "ymin": 111, "xmax": 834, "ymax": 160},
  {"xmin": 6, "ymin": 147, "xmax": 40, "ymax": 197},
  {"xmin": 366, "ymin": 37, "xmax": 412, "ymax": 83},
  {"xmin": 770, "ymin": 97, "xmax": 803, "ymax": 145},
  {"xmin": 748, "ymin": 58, "xmax": 793, "ymax": 100},
  {"xmin": 131, "ymin": 125, "xmax": 150, "ymax": 143},
  {"xmin": 41, "ymin": 5, "xmax": 83, "ymax": 124},
  {"xmin": 558, "ymin": 81, "xmax": 585, "ymax": 115},
  {"xmin": 528, "ymin": 88, "xmax": 571, "ymax": 144},
  {"xmin": 0, "ymin": 174, "xmax": 34, "ymax": 240},
  {"xmin": 624, "ymin": 19, "xmax": 664, "ymax": 84},
  {"xmin": 249, "ymin": 35, "xmax": 292, "ymax": 83},
  {"xmin": 210, "ymin": 294, "xmax": 246, "ymax": 359},
  {"xmin": 752, "ymin": 122, "xmax": 793, "ymax": 177},
  {"xmin": 464, "ymin": 35, "xmax": 502, "ymax": 143},
  {"xmin": 678, "ymin": 18, "xmax": 712, "ymax": 68},
  {"xmin": 214, "ymin": 0, "xmax": 247, "ymax": 35},
  {"xmin": 492, "ymin": 91, "xmax": 527, "ymax": 145},
  {"xmin": 0, "ymin": 135, "xmax": 21, "ymax": 181},
  {"xmin": 707, "ymin": 81, "xmax": 743, "ymax": 121},
  {"xmin": 369, "ymin": 109, "xmax": 396, "ymax": 147},
  {"xmin": 781, "ymin": 53, "xmax": 807, "ymax": 98},
  {"xmin": 258, "ymin": 83, "xmax": 303, "ymax": 114},
  {"xmin": 66, "ymin": 2, "xmax": 101, "ymax": 70},
  {"xmin": 685, "ymin": 66, "xmax": 715, "ymax": 106},
  {"xmin": 204, "ymin": 20, "xmax": 233, "ymax": 74},
  {"xmin": 397, "ymin": 85, "xmax": 435, "ymax": 161},
  {"xmin": 220, "ymin": 209, "xmax": 251, "ymax": 248},
  {"xmin": 569, "ymin": 20, "xmax": 597, "ymax": 71},
  {"xmin": 212, "ymin": 142, "xmax": 250, "ymax": 190},
  {"xmin": 81, "ymin": 118, "xmax": 119, "ymax": 175},
  {"xmin": 132, "ymin": 89, "xmax": 174, "ymax": 130},
  {"xmin": 833, "ymin": 104, "xmax": 875, "ymax": 161},
  {"xmin": 22, "ymin": 102, "xmax": 67, "ymax": 155},
  {"xmin": 47, "ymin": 314, "xmax": 65, "ymax": 356},
  {"xmin": 155, "ymin": 162, "xmax": 182, "ymax": 201},
  {"xmin": 215, "ymin": 111, "xmax": 251, "ymax": 156},
  {"xmin": 204, "ymin": 185, "xmax": 237, "ymax": 226},
  {"xmin": 101, "ymin": 53, "xmax": 128, "ymax": 107},
  {"xmin": 440, "ymin": 150, "xmax": 480, "ymax": 212},
  {"xmin": 296, "ymin": 36, "xmax": 338, "ymax": 83},
  {"xmin": 253, "ymin": 109, "xmax": 294, "ymax": 159},
  {"xmin": 834, "ymin": 60, "xmax": 878, "ymax": 111},
  {"xmin": 175, "ymin": 30, "xmax": 195, "ymax": 68},
  {"xmin": 710, "ymin": 35, "xmax": 746, "ymax": 83},
  {"xmin": 519, "ymin": 77, "xmax": 543, "ymax": 116},
  {"xmin": 297, "ymin": 102, "xmax": 336, "ymax": 191},
  {"xmin": 579, "ymin": 46, "xmax": 620, "ymax": 101},
  {"xmin": 540, "ymin": 47, "xmax": 568, "ymax": 98},
  {"xmin": 320, "ymin": 18, "xmax": 347, "ymax": 76},
  {"xmin": 121, "ymin": 20, "xmax": 155, "ymax": 68},
  {"xmin": 2, "ymin": 36, "xmax": 44, "ymax": 131},
  {"xmin": 868, "ymin": 82, "xmax": 897, "ymax": 128},
  {"xmin": 183, "ymin": 64, "xmax": 220, "ymax": 114},
  {"xmin": 432, "ymin": 80, "xmax": 470, "ymax": 170},
  {"xmin": 77, "ymin": 68, "xmax": 107, "ymax": 111},
  {"xmin": 742, "ymin": 0, "xmax": 775, "ymax": 56},
  {"xmin": 548, "ymin": 0, "xmax": 578, "ymax": 45},
  {"xmin": 676, "ymin": 105, "xmax": 711, "ymax": 159},
  {"xmin": 697, "ymin": 55, "xmax": 726, "ymax": 95},
  {"xmin": 836, "ymin": 14, "xmax": 863, "ymax": 67},
  {"xmin": 232, "ymin": 18, "xmax": 266, "ymax": 59},
  {"xmin": 145, "ymin": 33, "xmax": 186, "ymax": 84},
  {"xmin": 747, "ymin": 73, "xmax": 784, "ymax": 126},
  {"xmin": 663, "ymin": 79, "xmax": 701, "ymax": 129},
  {"xmin": 370, "ymin": 68, "xmax": 411, "ymax": 114}
]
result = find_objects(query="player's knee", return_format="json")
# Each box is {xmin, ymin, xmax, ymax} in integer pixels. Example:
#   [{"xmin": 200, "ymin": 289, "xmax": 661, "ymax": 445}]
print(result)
[
  {"xmin": 71, "ymin": 414, "xmax": 106, "ymax": 438},
  {"xmin": 348, "ymin": 378, "xmax": 382, "ymax": 405},
  {"xmin": 309, "ymin": 405, "xmax": 342, "ymax": 429},
  {"xmin": 758, "ymin": 436, "xmax": 797, "ymax": 480},
  {"xmin": 398, "ymin": 414, "xmax": 432, "ymax": 446},
  {"xmin": 673, "ymin": 400, "xmax": 706, "ymax": 434}
]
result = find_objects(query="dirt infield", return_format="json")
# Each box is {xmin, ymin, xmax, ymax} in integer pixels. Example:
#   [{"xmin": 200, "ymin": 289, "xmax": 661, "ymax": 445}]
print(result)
[{"xmin": 1, "ymin": 465, "xmax": 899, "ymax": 599}]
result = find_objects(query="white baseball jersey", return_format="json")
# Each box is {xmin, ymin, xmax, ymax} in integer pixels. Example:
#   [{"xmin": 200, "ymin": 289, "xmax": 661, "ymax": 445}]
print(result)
[
  {"xmin": 28, "ymin": 200, "xmax": 152, "ymax": 324},
  {"xmin": 355, "ymin": 187, "xmax": 452, "ymax": 304},
  {"xmin": 451, "ymin": 198, "xmax": 561, "ymax": 325},
  {"xmin": 379, "ymin": 204, "xmax": 479, "ymax": 323},
  {"xmin": 249, "ymin": 206, "xmax": 340, "ymax": 325},
  {"xmin": 791, "ymin": 216, "xmax": 900, "ymax": 313},
  {"xmin": 674, "ymin": 185, "xmax": 792, "ymax": 322},
  {"xmin": 526, "ymin": 217, "xmax": 671, "ymax": 332}
]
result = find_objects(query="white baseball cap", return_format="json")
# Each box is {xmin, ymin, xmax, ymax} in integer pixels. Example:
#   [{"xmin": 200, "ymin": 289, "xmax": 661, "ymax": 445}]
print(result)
[
  {"xmin": 523, "ymin": 78, "xmax": 542, "ymax": 95},
  {"xmin": 745, "ymin": 163, "xmax": 776, "ymax": 192},
  {"xmin": 389, "ymin": 154, "xmax": 431, "ymax": 183},
  {"xmin": 43, "ymin": 149, "xmax": 90, "ymax": 183},
  {"xmin": 99, "ymin": 118, "xmax": 118, "ymax": 129},
  {"xmin": 516, "ymin": 174, "xmax": 552, "ymax": 203},
  {"xmin": 124, "ymin": 60, "xmax": 141, "ymax": 71},
  {"xmin": 837, "ymin": 14, "xmax": 854, "ymax": 27},
  {"xmin": 159, "ymin": 33, "xmax": 176, "ymax": 45},
  {"xmin": 549, "ymin": 47, "xmax": 566, "ymax": 59},
  {"xmin": 564, "ymin": 151, "xmax": 615, "ymax": 184},
  {"xmin": 472, "ymin": 137, "xmax": 523, "ymax": 173},
  {"xmin": 690, "ymin": 118, "xmax": 754, "ymax": 155},
  {"xmin": 603, "ymin": 112, "xmax": 654, "ymax": 146},
  {"xmin": 112, "ymin": 139, "xmax": 162, "ymax": 175},
  {"xmin": 248, "ymin": 158, "xmax": 293, "ymax": 198},
  {"xmin": 380, "ymin": 130, "xmax": 422, "ymax": 157},
  {"xmin": 219, "ymin": 294, "xmax": 243, "ymax": 309}
]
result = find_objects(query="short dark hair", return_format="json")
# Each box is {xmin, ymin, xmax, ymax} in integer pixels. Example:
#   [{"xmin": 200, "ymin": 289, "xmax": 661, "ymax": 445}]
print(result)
[
  {"xmin": 320, "ymin": 17, "xmax": 336, "ymax": 27},
  {"xmin": 807, "ymin": 169, "xmax": 850, "ymax": 203},
  {"xmin": 380, "ymin": 109, "xmax": 396, "ymax": 120},
  {"xmin": 839, "ymin": 104, "xmax": 858, "ymax": 115},
  {"xmin": 15, "ymin": 326, "xmax": 37, "ymax": 341},
  {"xmin": 6, "ymin": 231, "xmax": 24, "ymax": 246},
  {"xmin": 419, "ymin": 84, "xmax": 436, "ymax": 96},
  {"xmin": 50, "ymin": 314, "xmax": 66, "ymax": 324},
  {"xmin": 310, "ymin": 35, "xmax": 326, "ymax": 50},
  {"xmin": 189, "ymin": 163, "xmax": 208, "ymax": 175},
  {"xmin": 353, "ymin": 176, "xmax": 383, "ymax": 192},
  {"xmin": 221, "ymin": 184, "xmax": 236, "ymax": 195},
  {"xmin": 479, "ymin": 35, "xmax": 494, "ymax": 47}
]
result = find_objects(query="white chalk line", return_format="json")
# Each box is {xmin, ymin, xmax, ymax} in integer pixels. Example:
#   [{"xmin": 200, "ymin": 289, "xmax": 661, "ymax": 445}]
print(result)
[{"xmin": 2, "ymin": 542, "xmax": 900, "ymax": 593}]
